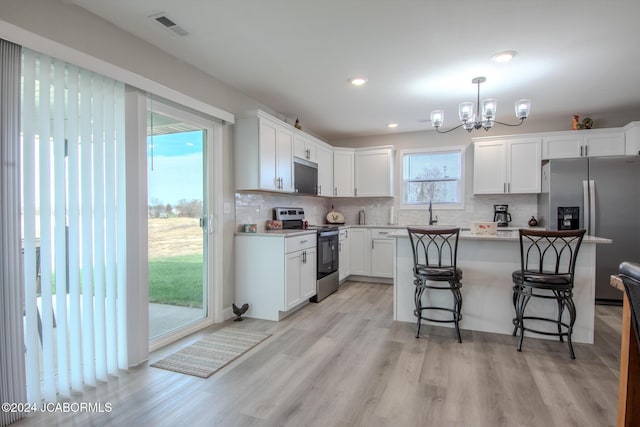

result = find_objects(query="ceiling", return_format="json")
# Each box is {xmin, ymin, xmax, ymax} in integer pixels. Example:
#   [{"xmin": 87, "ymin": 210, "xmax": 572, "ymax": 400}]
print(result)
[{"xmin": 69, "ymin": 0, "xmax": 640, "ymax": 141}]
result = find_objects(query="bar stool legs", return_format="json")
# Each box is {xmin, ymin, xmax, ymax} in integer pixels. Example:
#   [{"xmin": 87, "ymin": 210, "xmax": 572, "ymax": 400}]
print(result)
[
  {"xmin": 414, "ymin": 277, "xmax": 463, "ymax": 343},
  {"xmin": 512, "ymin": 284, "xmax": 577, "ymax": 359}
]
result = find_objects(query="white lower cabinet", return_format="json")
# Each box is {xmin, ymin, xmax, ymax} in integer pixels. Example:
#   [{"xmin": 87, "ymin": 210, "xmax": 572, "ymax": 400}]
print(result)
[
  {"xmin": 285, "ymin": 246, "xmax": 317, "ymax": 310},
  {"xmin": 349, "ymin": 228, "xmax": 370, "ymax": 275},
  {"xmin": 370, "ymin": 229, "xmax": 395, "ymax": 278},
  {"xmin": 347, "ymin": 227, "xmax": 395, "ymax": 279},
  {"xmin": 338, "ymin": 229, "xmax": 351, "ymax": 281},
  {"xmin": 235, "ymin": 232, "xmax": 316, "ymax": 321}
]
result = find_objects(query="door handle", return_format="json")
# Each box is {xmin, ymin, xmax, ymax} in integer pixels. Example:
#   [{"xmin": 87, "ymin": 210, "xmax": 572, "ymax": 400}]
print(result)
[{"xmin": 580, "ymin": 146, "xmax": 584, "ymax": 157}]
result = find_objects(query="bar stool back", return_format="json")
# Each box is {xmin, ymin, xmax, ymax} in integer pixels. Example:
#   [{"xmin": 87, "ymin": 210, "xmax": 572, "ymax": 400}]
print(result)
[
  {"xmin": 407, "ymin": 227, "xmax": 462, "ymax": 342},
  {"xmin": 619, "ymin": 261, "xmax": 640, "ymax": 350},
  {"xmin": 512, "ymin": 228, "xmax": 586, "ymax": 358}
]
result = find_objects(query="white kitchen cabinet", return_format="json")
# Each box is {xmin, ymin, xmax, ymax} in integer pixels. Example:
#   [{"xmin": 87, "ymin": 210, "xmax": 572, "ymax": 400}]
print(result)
[
  {"xmin": 354, "ymin": 147, "xmax": 394, "ymax": 197},
  {"xmin": 316, "ymin": 143, "xmax": 334, "ymax": 197},
  {"xmin": 584, "ymin": 132, "xmax": 625, "ymax": 157},
  {"xmin": 286, "ymin": 246, "xmax": 316, "ymax": 310},
  {"xmin": 333, "ymin": 149, "xmax": 355, "ymax": 197},
  {"xmin": 349, "ymin": 228, "xmax": 369, "ymax": 275},
  {"xmin": 347, "ymin": 227, "xmax": 395, "ymax": 278},
  {"xmin": 542, "ymin": 129, "xmax": 625, "ymax": 159},
  {"xmin": 473, "ymin": 137, "xmax": 541, "ymax": 194},
  {"xmin": 370, "ymin": 229, "xmax": 395, "ymax": 278},
  {"xmin": 235, "ymin": 111, "xmax": 293, "ymax": 192},
  {"xmin": 541, "ymin": 134, "xmax": 582, "ymax": 159},
  {"xmin": 235, "ymin": 232, "xmax": 316, "ymax": 321},
  {"xmin": 625, "ymin": 121, "xmax": 640, "ymax": 156},
  {"xmin": 338, "ymin": 228, "xmax": 351, "ymax": 281},
  {"xmin": 293, "ymin": 132, "xmax": 317, "ymax": 163}
]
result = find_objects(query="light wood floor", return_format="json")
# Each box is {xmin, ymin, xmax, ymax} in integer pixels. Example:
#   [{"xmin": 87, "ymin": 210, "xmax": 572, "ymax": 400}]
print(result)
[{"xmin": 16, "ymin": 281, "xmax": 623, "ymax": 427}]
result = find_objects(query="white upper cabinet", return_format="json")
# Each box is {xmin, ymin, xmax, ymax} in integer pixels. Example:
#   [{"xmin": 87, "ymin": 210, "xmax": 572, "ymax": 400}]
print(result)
[
  {"xmin": 624, "ymin": 121, "xmax": 640, "ymax": 156},
  {"xmin": 541, "ymin": 134, "xmax": 582, "ymax": 159},
  {"xmin": 293, "ymin": 132, "xmax": 317, "ymax": 162},
  {"xmin": 542, "ymin": 129, "xmax": 625, "ymax": 159},
  {"xmin": 473, "ymin": 137, "xmax": 541, "ymax": 194},
  {"xmin": 315, "ymin": 143, "xmax": 333, "ymax": 197},
  {"xmin": 333, "ymin": 149, "xmax": 355, "ymax": 197},
  {"xmin": 235, "ymin": 111, "xmax": 294, "ymax": 192},
  {"xmin": 354, "ymin": 147, "xmax": 394, "ymax": 197},
  {"xmin": 584, "ymin": 132, "xmax": 625, "ymax": 157}
]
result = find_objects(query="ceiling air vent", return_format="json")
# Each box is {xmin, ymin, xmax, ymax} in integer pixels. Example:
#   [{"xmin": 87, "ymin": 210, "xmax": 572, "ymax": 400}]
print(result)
[{"xmin": 150, "ymin": 13, "xmax": 188, "ymax": 36}]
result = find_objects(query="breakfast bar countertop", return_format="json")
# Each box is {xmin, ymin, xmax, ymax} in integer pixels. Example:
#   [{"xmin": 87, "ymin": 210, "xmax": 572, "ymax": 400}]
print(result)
[{"xmin": 387, "ymin": 229, "xmax": 612, "ymax": 244}]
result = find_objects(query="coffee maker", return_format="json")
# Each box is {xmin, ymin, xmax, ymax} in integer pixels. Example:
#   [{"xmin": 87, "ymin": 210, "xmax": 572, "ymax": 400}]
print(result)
[{"xmin": 493, "ymin": 204, "xmax": 512, "ymax": 227}]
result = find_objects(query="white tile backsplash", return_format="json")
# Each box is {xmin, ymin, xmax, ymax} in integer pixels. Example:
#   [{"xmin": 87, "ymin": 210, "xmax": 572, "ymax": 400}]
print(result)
[
  {"xmin": 235, "ymin": 191, "xmax": 332, "ymax": 232},
  {"xmin": 235, "ymin": 192, "xmax": 539, "ymax": 230}
]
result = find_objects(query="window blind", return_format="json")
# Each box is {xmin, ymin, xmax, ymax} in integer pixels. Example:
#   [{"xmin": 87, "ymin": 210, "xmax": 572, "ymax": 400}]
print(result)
[{"xmin": 21, "ymin": 48, "xmax": 127, "ymax": 403}]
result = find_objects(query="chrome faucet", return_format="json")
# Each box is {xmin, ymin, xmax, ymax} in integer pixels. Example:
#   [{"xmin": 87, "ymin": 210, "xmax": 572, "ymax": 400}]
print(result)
[{"xmin": 428, "ymin": 200, "xmax": 438, "ymax": 225}]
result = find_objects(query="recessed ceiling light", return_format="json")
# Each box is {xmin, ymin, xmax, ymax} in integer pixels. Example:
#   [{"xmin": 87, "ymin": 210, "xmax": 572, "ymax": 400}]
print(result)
[
  {"xmin": 350, "ymin": 77, "xmax": 368, "ymax": 86},
  {"xmin": 387, "ymin": 123, "xmax": 398, "ymax": 128},
  {"xmin": 491, "ymin": 51, "xmax": 517, "ymax": 63}
]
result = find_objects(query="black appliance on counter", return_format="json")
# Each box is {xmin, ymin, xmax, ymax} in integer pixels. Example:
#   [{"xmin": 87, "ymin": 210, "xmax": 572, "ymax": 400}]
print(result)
[
  {"xmin": 493, "ymin": 204, "xmax": 512, "ymax": 227},
  {"xmin": 273, "ymin": 208, "xmax": 339, "ymax": 302}
]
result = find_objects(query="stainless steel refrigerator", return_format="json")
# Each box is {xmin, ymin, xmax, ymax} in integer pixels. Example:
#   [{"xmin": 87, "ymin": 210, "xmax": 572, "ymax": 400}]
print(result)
[{"xmin": 537, "ymin": 156, "xmax": 640, "ymax": 303}]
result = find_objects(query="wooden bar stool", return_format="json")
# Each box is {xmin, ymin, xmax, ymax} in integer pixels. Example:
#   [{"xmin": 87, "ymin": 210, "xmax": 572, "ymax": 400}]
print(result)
[
  {"xmin": 512, "ymin": 228, "xmax": 585, "ymax": 359},
  {"xmin": 407, "ymin": 227, "xmax": 463, "ymax": 342}
]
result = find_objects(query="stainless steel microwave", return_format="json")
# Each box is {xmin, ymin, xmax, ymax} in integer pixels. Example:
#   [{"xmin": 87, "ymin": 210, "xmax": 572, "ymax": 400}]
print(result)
[{"xmin": 293, "ymin": 156, "xmax": 318, "ymax": 195}]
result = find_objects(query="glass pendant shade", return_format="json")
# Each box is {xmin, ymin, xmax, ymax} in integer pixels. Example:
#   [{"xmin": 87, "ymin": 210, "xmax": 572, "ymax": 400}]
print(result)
[
  {"xmin": 459, "ymin": 102, "xmax": 474, "ymax": 122},
  {"xmin": 481, "ymin": 99, "xmax": 497, "ymax": 120},
  {"xmin": 515, "ymin": 99, "xmax": 531, "ymax": 119},
  {"xmin": 430, "ymin": 110, "xmax": 444, "ymax": 128}
]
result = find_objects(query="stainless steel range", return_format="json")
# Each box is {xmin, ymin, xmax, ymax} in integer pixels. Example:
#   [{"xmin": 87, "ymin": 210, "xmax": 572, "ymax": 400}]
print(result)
[{"xmin": 273, "ymin": 208, "xmax": 339, "ymax": 302}]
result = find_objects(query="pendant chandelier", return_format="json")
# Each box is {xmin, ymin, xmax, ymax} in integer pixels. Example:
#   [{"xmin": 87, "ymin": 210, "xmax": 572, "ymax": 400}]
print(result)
[{"xmin": 430, "ymin": 77, "xmax": 531, "ymax": 133}]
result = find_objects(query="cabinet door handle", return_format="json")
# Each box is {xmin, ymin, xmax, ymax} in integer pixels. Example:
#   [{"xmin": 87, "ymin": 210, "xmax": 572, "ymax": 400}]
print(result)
[
  {"xmin": 503, "ymin": 182, "xmax": 506, "ymax": 193},
  {"xmin": 355, "ymin": 188, "xmax": 358, "ymax": 197},
  {"xmin": 345, "ymin": 230, "xmax": 348, "ymax": 238},
  {"xmin": 334, "ymin": 187, "xmax": 337, "ymax": 196},
  {"xmin": 371, "ymin": 240, "xmax": 374, "ymax": 249},
  {"xmin": 300, "ymin": 239, "xmax": 308, "ymax": 244},
  {"xmin": 580, "ymin": 146, "xmax": 584, "ymax": 157},
  {"xmin": 585, "ymin": 145, "xmax": 588, "ymax": 157},
  {"xmin": 318, "ymin": 185, "xmax": 321, "ymax": 195}
]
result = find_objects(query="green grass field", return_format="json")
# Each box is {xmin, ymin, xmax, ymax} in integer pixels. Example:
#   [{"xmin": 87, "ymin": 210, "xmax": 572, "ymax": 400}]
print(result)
[{"xmin": 148, "ymin": 254, "xmax": 203, "ymax": 308}]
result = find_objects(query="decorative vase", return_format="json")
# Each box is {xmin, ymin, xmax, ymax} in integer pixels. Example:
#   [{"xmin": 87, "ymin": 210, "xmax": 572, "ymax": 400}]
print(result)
[{"xmin": 528, "ymin": 216, "xmax": 538, "ymax": 227}]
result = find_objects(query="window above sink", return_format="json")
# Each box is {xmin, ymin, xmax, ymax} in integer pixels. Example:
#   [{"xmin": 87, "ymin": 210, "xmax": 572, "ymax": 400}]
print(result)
[{"xmin": 401, "ymin": 146, "xmax": 465, "ymax": 210}]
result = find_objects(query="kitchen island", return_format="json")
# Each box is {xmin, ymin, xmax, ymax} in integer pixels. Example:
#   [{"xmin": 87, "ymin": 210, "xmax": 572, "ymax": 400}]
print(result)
[{"xmin": 390, "ymin": 229, "xmax": 611, "ymax": 344}]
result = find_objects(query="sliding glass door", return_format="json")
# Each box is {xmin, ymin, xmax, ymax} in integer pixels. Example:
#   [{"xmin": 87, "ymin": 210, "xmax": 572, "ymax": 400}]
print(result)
[{"xmin": 147, "ymin": 103, "xmax": 211, "ymax": 339}]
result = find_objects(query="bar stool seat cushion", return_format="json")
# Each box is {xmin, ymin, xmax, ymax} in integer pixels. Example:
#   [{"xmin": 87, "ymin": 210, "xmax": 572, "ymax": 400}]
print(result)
[
  {"xmin": 415, "ymin": 265, "xmax": 462, "ymax": 281},
  {"xmin": 512, "ymin": 270, "xmax": 572, "ymax": 288}
]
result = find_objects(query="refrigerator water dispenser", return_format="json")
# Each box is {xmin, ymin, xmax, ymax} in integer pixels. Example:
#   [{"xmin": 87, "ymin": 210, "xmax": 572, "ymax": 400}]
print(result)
[{"xmin": 558, "ymin": 206, "xmax": 580, "ymax": 230}]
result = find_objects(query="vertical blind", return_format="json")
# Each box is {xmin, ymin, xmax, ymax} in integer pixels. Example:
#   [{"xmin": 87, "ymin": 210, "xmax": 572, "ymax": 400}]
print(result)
[
  {"xmin": 1, "ymin": 38, "xmax": 27, "ymax": 427},
  {"xmin": 21, "ymin": 48, "xmax": 127, "ymax": 403}
]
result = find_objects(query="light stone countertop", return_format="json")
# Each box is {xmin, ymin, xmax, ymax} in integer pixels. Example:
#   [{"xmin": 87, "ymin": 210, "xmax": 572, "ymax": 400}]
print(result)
[
  {"xmin": 235, "ymin": 229, "xmax": 317, "ymax": 238},
  {"xmin": 387, "ymin": 229, "xmax": 611, "ymax": 244}
]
